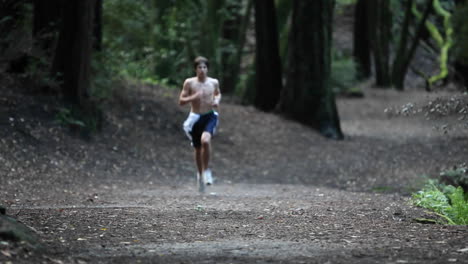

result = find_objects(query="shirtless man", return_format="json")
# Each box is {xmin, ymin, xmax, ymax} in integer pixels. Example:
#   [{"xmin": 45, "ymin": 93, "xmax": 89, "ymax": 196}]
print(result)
[{"xmin": 179, "ymin": 56, "xmax": 221, "ymax": 193}]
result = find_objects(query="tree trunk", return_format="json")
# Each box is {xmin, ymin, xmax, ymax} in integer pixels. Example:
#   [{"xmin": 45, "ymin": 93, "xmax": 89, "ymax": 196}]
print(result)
[
  {"xmin": 254, "ymin": 0, "xmax": 283, "ymax": 111},
  {"xmin": 33, "ymin": 0, "xmax": 63, "ymax": 56},
  {"xmin": 279, "ymin": 0, "xmax": 343, "ymax": 139},
  {"xmin": 52, "ymin": 0, "xmax": 95, "ymax": 106},
  {"xmin": 2, "ymin": 0, "xmax": 30, "ymax": 73},
  {"xmin": 391, "ymin": 0, "xmax": 413, "ymax": 90},
  {"xmin": 368, "ymin": 0, "xmax": 392, "ymax": 87},
  {"xmin": 353, "ymin": 0, "xmax": 371, "ymax": 80},
  {"xmin": 221, "ymin": 0, "xmax": 252, "ymax": 94},
  {"xmin": 392, "ymin": 0, "xmax": 432, "ymax": 90},
  {"xmin": 33, "ymin": 0, "xmax": 62, "ymax": 37},
  {"xmin": 199, "ymin": 0, "xmax": 226, "ymax": 78},
  {"xmin": 276, "ymin": 0, "xmax": 292, "ymax": 64},
  {"xmin": 454, "ymin": 0, "xmax": 468, "ymax": 89},
  {"xmin": 93, "ymin": 0, "xmax": 103, "ymax": 51}
]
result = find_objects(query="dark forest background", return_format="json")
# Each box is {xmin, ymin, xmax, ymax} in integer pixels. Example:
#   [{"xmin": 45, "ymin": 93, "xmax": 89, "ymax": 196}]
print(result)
[{"xmin": 1, "ymin": 0, "xmax": 467, "ymax": 138}]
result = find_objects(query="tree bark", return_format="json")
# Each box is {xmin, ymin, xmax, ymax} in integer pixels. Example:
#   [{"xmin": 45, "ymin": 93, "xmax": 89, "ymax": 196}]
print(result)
[
  {"xmin": 2, "ymin": 0, "xmax": 30, "ymax": 72},
  {"xmin": 454, "ymin": 0, "xmax": 468, "ymax": 89},
  {"xmin": 391, "ymin": 0, "xmax": 414, "ymax": 90},
  {"xmin": 93, "ymin": 0, "xmax": 103, "ymax": 51},
  {"xmin": 353, "ymin": 0, "xmax": 371, "ymax": 80},
  {"xmin": 254, "ymin": 0, "xmax": 283, "ymax": 111},
  {"xmin": 33, "ymin": 0, "xmax": 63, "ymax": 56},
  {"xmin": 199, "ymin": 0, "xmax": 226, "ymax": 78},
  {"xmin": 52, "ymin": 0, "xmax": 95, "ymax": 106},
  {"xmin": 221, "ymin": 0, "xmax": 252, "ymax": 94},
  {"xmin": 368, "ymin": 0, "xmax": 392, "ymax": 87},
  {"xmin": 393, "ymin": 0, "xmax": 432, "ymax": 90},
  {"xmin": 279, "ymin": 0, "xmax": 343, "ymax": 139}
]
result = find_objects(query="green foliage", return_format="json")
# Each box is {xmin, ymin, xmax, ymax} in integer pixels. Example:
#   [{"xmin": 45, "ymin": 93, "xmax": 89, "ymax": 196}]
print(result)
[
  {"xmin": 102, "ymin": 0, "xmax": 245, "ymax": 87},
  {"xmin": 331, "ymin": 51, "xmax": 361, "ymax": 95},
  {"xmin": 55, "ymin": 107, "xmax": 86, "ymax": 128},
  {"xmin": 440, "ymin": 165, "xmax": 468, "ymax": 191},
  {"xmin": 336, "ymin": 0, "xmax": 357, "ymax": 4},
  {"xmin": 90, "ymin": 50, "xmax": 120, "ymax": 101},
  {"xmin": 102, "ymin": 0, "xmax": 177, "ymax": 84},
  {"xmin": 334, "ymin": 0, "xmax": 357, "ymax": 15},
  {"xmin": 55, "ymin": 106, "xmax": 101, "ymax": 134},
  {"xmin": 412, "ymin": 179, "xmax": 468, "ymax": 225}
]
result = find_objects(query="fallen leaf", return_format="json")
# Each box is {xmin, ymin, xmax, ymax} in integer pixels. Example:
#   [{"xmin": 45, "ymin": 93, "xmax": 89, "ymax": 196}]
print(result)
[{"xmin": 0, "ymin": 250, "xmax": 11, "ymax": 257}]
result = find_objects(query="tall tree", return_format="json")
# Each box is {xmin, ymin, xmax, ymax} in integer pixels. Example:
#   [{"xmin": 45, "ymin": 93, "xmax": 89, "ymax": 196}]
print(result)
[
  {"xmin": 2, "ymin": 0, "xmax": 30, "ymax": 73},
  {"xmin": 453, "ymin": 0, "xmax": 468, "ymax": 89},
  {"xmin": 33, "ymin": 0, "xmax": 63, "ymax": 58},
  {"xmin": 221, "ymin": 0, "xmax": 253, "ymax": 94},
  {"xmin": 93, "ymin": 0, "xmax": 103, "ymax": 51},
  {"xmin": 279, "ymin": 0, "xmax": 343, "ymax": 139},
  {"xmin": 356, "ymin": 0, "xmax": 432, "ymax": 89},
  {"xmin": 367, "ymin": 0, "xmax": 392, "ymax": 87},
  {"xmin": 353, "ymin": 0, "xmax": 371, "ymax": 80},
  {"xmin": 199, "ymin": 0, "xmax": 226, "ymax": 79},
  {"xmin": 52, "ymin": 0, "xmax": 95, "ymax": 106},
  {"xmin": 254, "ymin": 0, "xmax": 283, "ymax": 111},
  {"xmin": 392, "ymin": 0, "xmax": 432, "ymax": 90}
]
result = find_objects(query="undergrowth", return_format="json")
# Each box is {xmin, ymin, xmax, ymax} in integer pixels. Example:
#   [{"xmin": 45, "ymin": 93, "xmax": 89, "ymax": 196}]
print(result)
[{"xmin": 412, "ymin": 167, "xmax": 468, "ymax": 225}]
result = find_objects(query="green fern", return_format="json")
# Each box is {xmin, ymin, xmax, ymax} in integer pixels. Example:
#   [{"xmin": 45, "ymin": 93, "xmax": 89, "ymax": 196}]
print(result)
[
  {"xmin": 412, "ymin": 180, "xmax": 467, "ymax": 225},
  {"xmin": 446, "ymin": 187, "xmax": 468, "ymax": 225}
]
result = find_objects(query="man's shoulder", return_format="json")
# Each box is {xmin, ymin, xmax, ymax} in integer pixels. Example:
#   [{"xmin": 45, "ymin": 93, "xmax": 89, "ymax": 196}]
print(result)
[
  {"xmin": 184, "ymin": 77, "xmax": 196, "ymax": 85},
  {"xmin": 185, "ymin": 77, "xmax": 197, "ymax": 82},
  {"xmin": 207, "ymin": 77, "xmax": 219, "ymax": 85}
]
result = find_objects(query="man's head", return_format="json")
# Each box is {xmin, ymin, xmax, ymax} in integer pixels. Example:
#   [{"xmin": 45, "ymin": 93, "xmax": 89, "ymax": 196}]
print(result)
[
  {"xmin": 194, "ymin": 56, "xmax": 209, "ymax": 78},
  {"xmin": 194, "ymin": 56, "xmax": 209, "ymax": 69}
]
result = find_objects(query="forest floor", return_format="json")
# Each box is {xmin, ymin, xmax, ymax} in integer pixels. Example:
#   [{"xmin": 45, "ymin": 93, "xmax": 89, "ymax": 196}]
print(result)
[{"xmin": 1, "ymin": 73, "xmax": 468, "ymax": 263}]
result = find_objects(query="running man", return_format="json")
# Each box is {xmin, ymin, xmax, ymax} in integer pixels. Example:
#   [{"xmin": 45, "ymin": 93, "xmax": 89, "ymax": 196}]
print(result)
[{"xmin": 179, "ymin": 56, "xmax": 221, "ymax": 193}]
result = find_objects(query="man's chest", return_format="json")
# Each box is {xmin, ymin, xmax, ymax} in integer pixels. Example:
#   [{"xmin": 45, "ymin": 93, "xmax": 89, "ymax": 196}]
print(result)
[{"xmin": 191, "ymin": 82, "xmax": 215, "ymax": 95}]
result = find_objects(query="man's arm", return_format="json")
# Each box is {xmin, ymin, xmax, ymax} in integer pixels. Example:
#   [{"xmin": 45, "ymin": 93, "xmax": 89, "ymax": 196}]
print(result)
[
  {"xmin": 212, "ymin": 79, "xmax": 221, "ymax": 107},
  {"xmin": 179, "ymin": 79, "xmax": 200, "ymax": 106}
]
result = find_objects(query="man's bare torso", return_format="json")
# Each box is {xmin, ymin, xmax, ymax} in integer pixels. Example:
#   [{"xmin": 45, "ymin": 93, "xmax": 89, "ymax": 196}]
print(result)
[{"xmin": 185, "ymin": 77, "xmax": 219, "ymax": 114}]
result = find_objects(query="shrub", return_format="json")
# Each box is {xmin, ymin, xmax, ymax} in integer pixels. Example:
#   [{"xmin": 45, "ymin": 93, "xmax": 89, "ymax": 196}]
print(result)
[{"xmin": 412, "ymin": 179, "xmax": 468, "ymax": 225}]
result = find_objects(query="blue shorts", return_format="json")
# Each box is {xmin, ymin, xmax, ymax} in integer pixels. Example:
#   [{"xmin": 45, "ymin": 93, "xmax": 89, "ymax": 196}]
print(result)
[{"xmin": 183, "ymin": 111, "xmax": 219, "ymax": 148}]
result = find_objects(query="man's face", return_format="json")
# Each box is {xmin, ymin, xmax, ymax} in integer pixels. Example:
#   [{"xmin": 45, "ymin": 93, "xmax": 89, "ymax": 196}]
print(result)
[{"xmin": 196, "ymin": 63, "xmax": 208, "ymax": 77}]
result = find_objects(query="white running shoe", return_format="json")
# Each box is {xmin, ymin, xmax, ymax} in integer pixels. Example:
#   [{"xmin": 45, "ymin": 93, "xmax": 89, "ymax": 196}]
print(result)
[
  {"xmin": 204, "ymin": 169, "xmax": 213, "ymax": 185},
  {"xmin": 197, "ymin": 172, "xmax": 205, "ymax": 193}
]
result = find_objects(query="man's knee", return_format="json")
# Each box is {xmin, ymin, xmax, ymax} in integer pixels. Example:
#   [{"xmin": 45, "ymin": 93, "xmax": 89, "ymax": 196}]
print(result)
[{"xmin": 201, "ymin": 133, "xmax": 211, "ymax": 146}]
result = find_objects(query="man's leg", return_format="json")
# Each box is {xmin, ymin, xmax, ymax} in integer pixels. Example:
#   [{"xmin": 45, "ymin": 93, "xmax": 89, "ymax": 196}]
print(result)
[
  {"xmin": 195, "ymin": 147, "xmax": 203, "ymax": 175},
  {"xmin": 194, "ymin": 147, "xmax": 204, "ymax": 192},
  {"xmin": 201, "ymin": 132, "xmax": 213, "ymax": 185},
  {"xmin": 201, "ymin": 132, "xmax": 211, "ymax": 170}
]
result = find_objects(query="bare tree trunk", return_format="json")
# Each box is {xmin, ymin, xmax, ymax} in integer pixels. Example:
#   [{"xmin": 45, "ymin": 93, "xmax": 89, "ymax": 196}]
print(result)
[
  {"xmin": 279, "ymin": 0, "xmax": 343, "ymax": 139},
  {"xmin": 368, "ymin": 0, "xmax": 392, "ymax": 87},
  {"xmin": 2, "ymin": 0, "xmax": 30, "ymax": 73},
  {"xmin": 392, "ymin": 0, "xmax": 432, "ymax": 90},
  {"xmin": 254, "ymin": 0, "xmax": 283, "ymax": 111},
  {"xmin": 221, "ymin": 0, "xmax": 253, "ymax": 94},
  {"xmin": 93, "ymin": 0, "xmax": 102, "ymax": 51},
  {"xmin": 53, "ymin": 0, "xmax": 95, "ymax": 106},
  {"xmin": 454, "ymin": 0, "xmax": 468, "ymax": 89},
  {"xmin": 353, "ymin": 0, "xmax": 371, "ymax": 80},
  {"xmin": 199, "ymin": 0, "xmax": 226, "ymax": 78}
]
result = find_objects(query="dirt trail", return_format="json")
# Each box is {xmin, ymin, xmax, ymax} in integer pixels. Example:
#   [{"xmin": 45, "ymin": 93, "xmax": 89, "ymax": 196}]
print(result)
[{"xmin": 1, "ymin": 83, "xmax": 468, "ymax": 263}]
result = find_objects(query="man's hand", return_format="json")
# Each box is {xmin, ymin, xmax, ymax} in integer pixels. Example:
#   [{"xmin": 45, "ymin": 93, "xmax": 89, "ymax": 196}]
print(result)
[
  {"xmin": 212, "ymin": 93, "xmax": 221, "ymax": 107},
  {"xmin": 179, "ymin": 89, "xmax": 201, "ymax": 105}
]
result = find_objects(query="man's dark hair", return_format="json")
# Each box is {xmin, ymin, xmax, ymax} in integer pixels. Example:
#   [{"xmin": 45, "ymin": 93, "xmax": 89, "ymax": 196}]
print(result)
[{"xmin": 194, "ymin": 56, "xmax": 209, "ymax": 69}]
